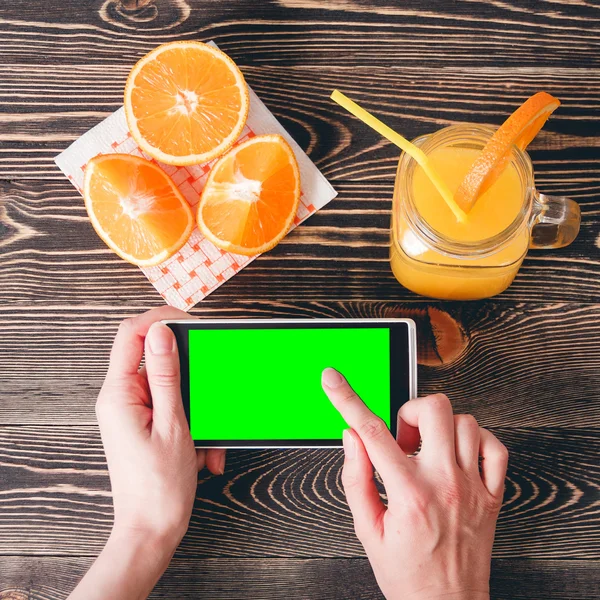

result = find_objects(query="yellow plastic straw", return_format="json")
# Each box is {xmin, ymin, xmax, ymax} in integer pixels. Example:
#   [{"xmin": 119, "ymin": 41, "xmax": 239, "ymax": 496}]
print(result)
[{"xmin": 330, "ymin": 90, "xmax": 467, "ymax": 223}]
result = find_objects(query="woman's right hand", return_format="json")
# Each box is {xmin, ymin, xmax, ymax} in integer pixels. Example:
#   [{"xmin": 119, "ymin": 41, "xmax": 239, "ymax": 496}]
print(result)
[{"xmin": 322, "ymin": 368, "xmax": 508, "ymax": 600}]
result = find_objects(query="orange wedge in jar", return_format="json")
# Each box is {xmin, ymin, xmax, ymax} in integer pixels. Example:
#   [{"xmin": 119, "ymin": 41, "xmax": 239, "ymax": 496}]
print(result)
[
  {"xmin": 455, "ymin": 92, "xmax": 560, "ymax": 213},
  {"xmin": 197, "ymin": 134, "xmax": 301, "ymax": 256},
  {"xmin": 124, "ymin": 41, "xmax": 249, "ymax": 166},
  {"xmin": 83, "ymin": 154, "xmax": 194, "ymax": 266}
]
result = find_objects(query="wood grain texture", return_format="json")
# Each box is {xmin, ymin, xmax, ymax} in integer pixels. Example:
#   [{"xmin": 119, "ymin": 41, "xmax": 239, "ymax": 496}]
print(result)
[
  {"xmin": 1, "ymin": 557, "xmax": 599, "ymax": 600},
  {"xmin": 1, "ymin": 1, "xmax": 599, "ymax": 598},
  {"xmin": 1, "ymin": 301, "xmax": 599, "ymax": 427},
  {"xmin": 0, "ymin": 426, "xmax": 597, "ymax": 558},
  {"xmin": 0, "ymin": 0, "xmax": 599, "ymax": 69},
  {"xmin": 1, "ymin": 180, "xmax": 599, "ymax": 304},
  {"xmin": 1, "ymin": 65, "xmax": 599, "ymax": 180}
]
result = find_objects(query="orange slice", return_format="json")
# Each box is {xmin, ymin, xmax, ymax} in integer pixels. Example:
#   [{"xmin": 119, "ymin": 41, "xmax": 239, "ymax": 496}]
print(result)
[
  {"xmin": 455, "ymin": 92, "xmax": 560, "ymax": 213},
  {"xmin": 124, "ymin": 41, "xmax": 250, "ymax": 166},
  {"xmin": 197, "ymin": 134, "xmax": 301, "ymax": 256},
  {"xmin": 83, "ymin": 154, "xmax": 194, "ymax": 267}
]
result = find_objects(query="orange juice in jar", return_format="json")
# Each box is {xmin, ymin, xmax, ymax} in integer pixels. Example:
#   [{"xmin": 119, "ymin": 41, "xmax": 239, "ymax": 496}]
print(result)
[{"xmin": 390, "ymin": 124, "xmax": 581, "ymax": 300}]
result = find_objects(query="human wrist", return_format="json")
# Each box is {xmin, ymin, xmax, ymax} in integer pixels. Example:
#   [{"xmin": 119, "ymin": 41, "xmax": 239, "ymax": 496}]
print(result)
[
  {"xmin": 107, "ymin": 522, "xmax": 182, "ymax": 575},
  {"xmin": 68, "ymin": 524, "xmax": 182, "ymax": 600},
  {"xmin": 381, "ymin": 578, "xmax": 490, "ymax": 600},
  {"xmin": 397, "ymin": 560, "xmax": 491, "ymax": 600},
  {"xmin": 401, "ymin": 589, "xmax": 489, "ymax": 600},
  {"xmin": 111, "ymin": 510, "xmax": 189, "ymax": 553}
]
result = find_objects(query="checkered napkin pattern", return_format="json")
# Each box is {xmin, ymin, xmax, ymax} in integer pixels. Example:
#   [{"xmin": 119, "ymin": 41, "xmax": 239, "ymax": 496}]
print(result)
[{"xmin": 55, "ymin": 52, "xmax": 337, "ymax": 310}]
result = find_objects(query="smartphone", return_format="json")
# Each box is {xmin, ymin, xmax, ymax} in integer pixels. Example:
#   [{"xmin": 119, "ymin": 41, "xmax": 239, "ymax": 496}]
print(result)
[{"xmin": 163, "ymin": 319, "xmax": 417, "ymax": 448}]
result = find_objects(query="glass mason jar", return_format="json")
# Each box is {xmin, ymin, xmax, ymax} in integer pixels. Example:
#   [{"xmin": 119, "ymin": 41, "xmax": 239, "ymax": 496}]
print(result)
[{"xmin": 390, "ymin": 125, "xmax": 581, "ymax": 300}]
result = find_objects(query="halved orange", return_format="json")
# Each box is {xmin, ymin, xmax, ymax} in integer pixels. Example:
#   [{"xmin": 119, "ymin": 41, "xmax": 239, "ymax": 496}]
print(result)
[
  {"xmin": 124, "ymin": 41, "xmax": 250, "ymax": 166},
  {"xmin": 455, "ymin": 92, "xmax": 560, "ymax": 213},
  {"xmin": 83, "ymin": 154, "xmax": 194, "ymax": 266},
  {"xmin": 197, "ymin": 134, "xmax": 301, "ymax": 256}
]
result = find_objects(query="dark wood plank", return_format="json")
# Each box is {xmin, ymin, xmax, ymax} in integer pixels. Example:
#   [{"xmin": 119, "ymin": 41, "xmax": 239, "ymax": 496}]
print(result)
[
  {"xmin": 1, "ymin": 556, "xmax": 599, "ymax": 600},
  {"xmin": 1, "ymin": 2, "xmax": 598, "ymax": 598},
  {"xmin": 1, "ymin": 301, "xmax": 599, "ymax": 427},
  {"xmin": 1, "ymin": 65, "xmax": 598, "ymax": 180},
  {"xmin": 0, "ymin": 0, "xmax": 598, "ymax": 70},
  {"xmin": 0, "ymin": 426, "xmax": 597, "ymax": 558},
  {"xmin": 1, "ymin": 181, "xmax": 599, "ymax": 304}
]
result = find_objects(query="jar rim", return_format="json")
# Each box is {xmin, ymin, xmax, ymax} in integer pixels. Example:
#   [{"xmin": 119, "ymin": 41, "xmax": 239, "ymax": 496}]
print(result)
[{"xmin": 395, "ymin": 124, "xmax": 534, "ymax": 258}]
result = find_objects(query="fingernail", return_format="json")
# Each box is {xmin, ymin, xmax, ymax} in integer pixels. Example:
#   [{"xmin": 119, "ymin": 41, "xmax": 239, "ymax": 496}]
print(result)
[
  {"xmin": 218, "ymin": 453, "xmax": 226, "ymax": 475},
  {"xmin": 147, "ymin": 323, "xmax": 175, "ymax": 355},
  {"xmin": 342, "ymin": 429, "xmax": 356, "ymax": 460},
  {"xmin": 322, "ymin": 367, "xmax": 344, "ymax": 388}
]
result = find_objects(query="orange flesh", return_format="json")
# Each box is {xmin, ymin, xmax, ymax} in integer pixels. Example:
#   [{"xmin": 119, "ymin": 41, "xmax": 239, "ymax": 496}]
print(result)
[
  {"xmin": 454, "ymin": 92, "xmax": 560, "ymax": 213},
  {"xmin": 199, "ymin": 136, "xmax": 300, "ymax": 253},
  {"xmin": 85, "ymin": 155, "xmax": 192, "ymax": 264},
  {"xmin": 130, "ymin": 46, "xmax": 245, "ymax": 159}
]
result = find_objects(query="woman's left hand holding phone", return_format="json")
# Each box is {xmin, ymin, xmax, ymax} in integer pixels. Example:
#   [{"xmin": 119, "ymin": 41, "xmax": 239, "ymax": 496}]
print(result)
[{"xmin": 68, "ymin": 307, "xmax": 225, "ymax": 600}]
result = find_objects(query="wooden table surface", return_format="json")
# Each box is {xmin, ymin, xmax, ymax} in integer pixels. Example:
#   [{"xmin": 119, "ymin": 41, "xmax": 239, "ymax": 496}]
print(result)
[{"xmin": 1, "ymin": 1, "xmax": 599, "ymax": 598}]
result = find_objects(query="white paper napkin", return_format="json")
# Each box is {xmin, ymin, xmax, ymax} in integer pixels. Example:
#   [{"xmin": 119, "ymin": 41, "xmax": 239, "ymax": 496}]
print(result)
[{"xmin": 55, "ymin": 45, "xmax": 337, "ymax": 311}]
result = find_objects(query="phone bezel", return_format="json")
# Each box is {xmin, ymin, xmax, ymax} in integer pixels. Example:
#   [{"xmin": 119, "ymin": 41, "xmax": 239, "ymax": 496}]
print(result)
[{"xmin": 163, "ymin": 318, "xmax": 417, "ymax": 449}]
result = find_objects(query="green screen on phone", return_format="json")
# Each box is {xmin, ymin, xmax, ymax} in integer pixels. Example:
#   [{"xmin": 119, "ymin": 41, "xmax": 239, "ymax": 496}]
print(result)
[{"xmin": 188, "ymin": 327, "xmax": 392, "ymax": 441}]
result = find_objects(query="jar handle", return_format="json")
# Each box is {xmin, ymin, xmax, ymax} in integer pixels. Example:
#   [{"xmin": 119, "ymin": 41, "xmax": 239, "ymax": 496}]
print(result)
[{"xmin": 529, "ymin": 191, "xmax": 581, "ymax": 249}]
